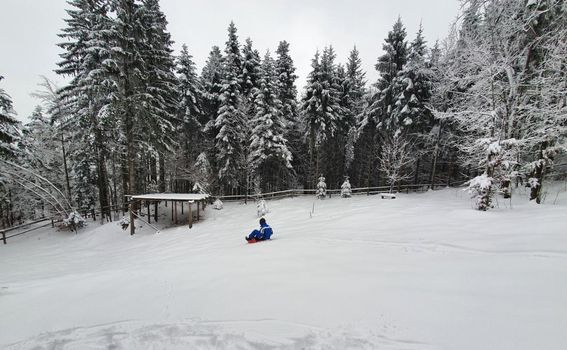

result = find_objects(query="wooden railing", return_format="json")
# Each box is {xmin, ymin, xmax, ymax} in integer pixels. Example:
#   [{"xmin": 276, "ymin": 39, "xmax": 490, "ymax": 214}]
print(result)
[
  {"xmin": 1, "ymin": 217, "xmax": 61, "ymax": 245},
  {"xmin": 216, "ymin": 183, "xmax": 433, "ymax": 202}
]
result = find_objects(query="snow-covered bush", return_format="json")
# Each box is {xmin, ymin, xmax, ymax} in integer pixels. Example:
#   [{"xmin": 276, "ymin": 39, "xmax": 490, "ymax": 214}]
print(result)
[
  {"xmin": 63, "ymin": 211, "xmax": 86, "ymax": 231},
  {"xmin": 257, "ymin": 199, "xmax": 269, "ymax": 217},
  {"xmin": 468, "ymin": 173, "xmax": 495, "ymax": 211},
  {"xmin": 316, "ymin": 176, "xmax": 327, "ymax": 199},
  {"xmin": 212, "ymin": 198, "xmax": 224, "ymax": 210},
  {"xmin": 341, "ymin": 177, "xmax": 352, "ymax": 198},
  {"xmin": 119, "ymin": 216, "xmax": 130, "ymax": 230},
  {"xmin": 190, "ymin": 153, "xmax": 213, "ymax": 194}
]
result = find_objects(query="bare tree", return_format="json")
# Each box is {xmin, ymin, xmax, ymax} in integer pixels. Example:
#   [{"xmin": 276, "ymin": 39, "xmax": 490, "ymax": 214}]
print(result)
[{"xmin": 378, "ymin": 133, "xmax": 414, "ymax": 193}]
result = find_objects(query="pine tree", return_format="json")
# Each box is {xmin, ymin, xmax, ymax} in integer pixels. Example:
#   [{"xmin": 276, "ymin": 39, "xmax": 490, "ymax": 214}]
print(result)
[
  {"xmin": 275, "ymin": 41, "xmax": 303, "ymax": 186},
  {"xmin": 176, "ymin": 44, "xmax": 203, "ymax": 173},
  {"xmin": 201, "ymin": 46, "xmax": 224, "ymax": 130},
  {"xmin": 139, "ymin": 0, "xmax": 178, "ymax": 193},
  {"xmin": 356, "ymin": 18, "xmax": 409, "ymax": 189},
  {"xmin": 394, "ymin": 24, "xmax": 435, "ymax": 184},
  {"xmin": 215, "ymin": 21, "xmax": 245, "ymax": 190},
  {"xmin": 301, "ymin": 47, "xmax": 342, "ymax": 187},
  {"xmin": 56, "ymin": 0, "xmax": 113, "ymax": 217},
  {"xmin": 0, "ymin": 76, "xmax": 20, "ymax": 159},
  {"xmin": 240, "ymin": 38, "xmax": 262, "ymax": 101},
  {"xmin": 249, "ymin": 51, "xmax": 292, "ymax": 192},
  {"xmin": 239, "ymin": 38, "xmax": 262, "ymax": 197},
  {"xmin": 340, "ymin": 176, "xmax": 352, "ymax": 198},
  {"xmin": 368, "ymin": 17, "xmax": 409, "ymax": 133},
  {"xmin": 344, "ymin": 46, "xmax": 367, "ymax": 177},
  {"xmin": 345, "ymin": 46, "xmax": 367, "ymax": 117},
  {"xmin": 316, "ymin": 175, "xmax": 327, "ymax": 199}
]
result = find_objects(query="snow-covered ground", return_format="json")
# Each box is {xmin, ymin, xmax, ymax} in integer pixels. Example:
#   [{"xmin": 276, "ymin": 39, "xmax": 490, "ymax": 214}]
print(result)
[{"xmin": 1, "ymin": 186, "xmax": 567, "ymax": 349}]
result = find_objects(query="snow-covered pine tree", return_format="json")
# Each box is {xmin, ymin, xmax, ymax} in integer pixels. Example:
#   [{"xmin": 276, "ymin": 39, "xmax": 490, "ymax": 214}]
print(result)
[
  {"xmin": 0, "ymin": 76, "xmax": 20, "ymax": 159},
  {"xmin": 240, "ymin": 38, "xmax": 262, "ymax": 101},
  {"xmin": 394, "ymin": 24, "xmax": 433, "ymax": 134},
  {"xmin": 55, "ymin": 0, "xmax": 113, "ymax": 217},
  {"xmin": 394, "ymin": 24, "xmax": 435, "ymax": 185},
  {"xmin": 316, "ymin": 175, "xmax": 327, "ymax": 199},
  {"xmin": 275, "ymin": 41, "xmax": 304, "ymax": 186},
  {"xmin": 368, "ymin": 17, "xmax": 409, "ymax": 134},
  {"xmin": 201, "ymin": 46, "xmax": 224, "ymax": 133},
  {"xmin": 190, "ymin": 152, "xmax": 214, "ymax": 195},
  {"xmin": 215, "ymin": 21, "xmax": 245, "ymax": 192},
  {"xmin": 257, "ymin": 199, "xmax": 268, "ymax": 217},
  {"xmin": 240, "ymin": 38, "xmax": 262, "ymax": 198},
  {"xmin": 344, "ymin": 46, "xmax": 367, "ymax": 175},
  {"xmin": 176, "ymin": 44, "xmax": 203, "ymax": 184},
  {"xmin": 138, "ymin": 0, "xmax": 178, "ymax": 193},
  {"xmin": 356, "ymin": 18, "xmax": 409, "ymax": 189},
  {"xmin": 248, "ymin": 51, "xmax": 293, "ymax": 192},
  {"xmin": 301, "ymin": 47, "xmax": 342, "ymax": 188},
  {"xmin": 276, "ymin": 41, "xmax": 299, "ymax": 127},
  {"xmin": 301, "ymin": 51, "xmax": 323, "ymax": 186},
  {"xmin": 319, "ymin": 46, "xmax": 345, "ymax": 188},
  {"xmin": 341, "ymin": 176, "xmax": 352, "ymax": 198}
]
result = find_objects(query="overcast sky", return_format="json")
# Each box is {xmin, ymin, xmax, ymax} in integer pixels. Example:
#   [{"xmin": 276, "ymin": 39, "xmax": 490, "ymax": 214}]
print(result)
[{"xmin": 0, "ymin": 0, "xmax": 460, "ymax": 122}]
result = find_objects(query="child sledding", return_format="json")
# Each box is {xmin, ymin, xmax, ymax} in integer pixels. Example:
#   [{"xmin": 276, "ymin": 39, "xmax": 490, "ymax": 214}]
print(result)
[{"xmin": 245, "ymin": 218, "xmax": 273, "ymax": 243}]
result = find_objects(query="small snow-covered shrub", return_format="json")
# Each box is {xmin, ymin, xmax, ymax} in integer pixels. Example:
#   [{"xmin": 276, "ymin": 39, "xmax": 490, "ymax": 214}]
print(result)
[
  {"xmin": 341, "ymin": 178, "xmax": 352, "ymax": 198},
  {"xmin": 468, "ymin": 173, "xmax": 495, "ymax": 211},
  {"xmin": 119, "ymin": 216, "xmax": 130, "ymax": 230},
  {"xmin": 257, "ymin": 199, "xmax": 269, "ymax": 217},
  {"xmin": 63, "ymin": 211, "xmax": 86, "ymax": 231},
  {"xmin": 212, "ymin": 198, "xmax": 224, "ymax": 210},
  {"xmin": 316, "ymin": 176, "xmax": 327, "ymax": 199}
]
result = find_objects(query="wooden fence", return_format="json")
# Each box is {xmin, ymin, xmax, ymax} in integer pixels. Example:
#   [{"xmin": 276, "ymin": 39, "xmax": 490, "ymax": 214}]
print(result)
[
  {"xmin": 216, "ymin": 183, "xmax": 433, "ymax": 202},
  {"xmin": 1, "ymin": 217, "xmax": 61, "ymax": 245}
]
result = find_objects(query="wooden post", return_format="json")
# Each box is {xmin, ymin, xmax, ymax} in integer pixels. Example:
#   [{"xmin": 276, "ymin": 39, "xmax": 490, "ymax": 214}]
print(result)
[
  {"xmin": 171, "ymin": 200, "xmax": 174, "ymax": 224},
  {"xmin": 154, "ymin": 202, "xmax": 158, "ymax": 222},
  {"xmin": 2, "ymin": 231, "xmax": 6, "ymax": 245},
  {"xmin": 197, "ymin": 201, "xmax": 200, "ymax": 221},
  {"xmin": 174, "ymin": 201, "xmax": 178, "ymax": 224},
  {"xmin": 147, "ymin": 201, "xmax": 151, "ymax": 224},
  {"xmin": 129, "ymin": 200, "xmax": 135, "ymax": 235},
  {"xmin": 181, "ymin": 202, "xmax": 184, "ymax": 215},
  {"xmin": 51, "ymin": 218, "xmax": 54, "ymax": 228},
  {"xmin": 188, "ymin": 201, "xmax": 193, "ymax": 229}
]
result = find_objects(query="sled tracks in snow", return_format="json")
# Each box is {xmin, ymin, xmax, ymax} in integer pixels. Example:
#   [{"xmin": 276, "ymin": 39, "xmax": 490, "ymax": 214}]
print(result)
[{"xmin": 4, "ymin": 319, "xmax": 440, "ymax": 350}]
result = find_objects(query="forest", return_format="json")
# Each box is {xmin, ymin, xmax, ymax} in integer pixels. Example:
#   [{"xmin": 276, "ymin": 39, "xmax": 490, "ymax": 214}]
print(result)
[{"xmin": 0, "ymin": 0, "xmax": 566, "ymax": 226}]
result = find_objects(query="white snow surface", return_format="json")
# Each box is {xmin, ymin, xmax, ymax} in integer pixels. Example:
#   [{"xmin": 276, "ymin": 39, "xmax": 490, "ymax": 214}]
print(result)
[{"xmin": 1, "ymin": 187, "xmax": 567, "ymax": 349}]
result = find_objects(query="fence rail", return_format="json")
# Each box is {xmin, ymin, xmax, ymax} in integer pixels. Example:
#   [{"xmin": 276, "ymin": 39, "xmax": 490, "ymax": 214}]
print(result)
[
  {"xmin": 1, "ymin": 217, "xmax": 61, "ymax": 245},
  {"xmin": 216, "ymin": 183, "xmax": 434, "ymax": 202}
]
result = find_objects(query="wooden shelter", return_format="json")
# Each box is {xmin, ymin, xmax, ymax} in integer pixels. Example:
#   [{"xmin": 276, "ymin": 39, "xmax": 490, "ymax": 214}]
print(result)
[{"xmin": 128, "ymin": 193, "xmax": 210, "ymax": 235}]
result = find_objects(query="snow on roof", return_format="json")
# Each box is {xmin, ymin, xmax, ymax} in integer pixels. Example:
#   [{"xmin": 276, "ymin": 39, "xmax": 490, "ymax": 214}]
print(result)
[{"xmin": 129, "ymin": 193, "xmax": 210, "ymax": 202}]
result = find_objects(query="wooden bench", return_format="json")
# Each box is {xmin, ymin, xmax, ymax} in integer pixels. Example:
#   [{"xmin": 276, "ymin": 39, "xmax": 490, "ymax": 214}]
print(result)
[{"xmin": 380, "ymin": 193, "xmax": 396, "ymax": 199}]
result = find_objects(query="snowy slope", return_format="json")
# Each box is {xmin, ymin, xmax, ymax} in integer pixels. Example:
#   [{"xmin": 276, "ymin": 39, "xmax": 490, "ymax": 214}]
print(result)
[{"xmin": 1, "ymin": 187, "xmax": 567, "ymax": 349}]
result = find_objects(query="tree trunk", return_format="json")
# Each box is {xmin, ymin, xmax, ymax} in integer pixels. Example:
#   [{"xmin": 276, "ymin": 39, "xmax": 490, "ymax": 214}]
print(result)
[
  {"xmin": 530, "ymin": 141, "xmax": 548, "ymax": 204},
  {"xmin": 159, "ymin": 152, "xmax": 166, "ymax": 192},
  {"xmin": 61, "ymin": 133, "xmax": 72, "ymax": 205}
]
